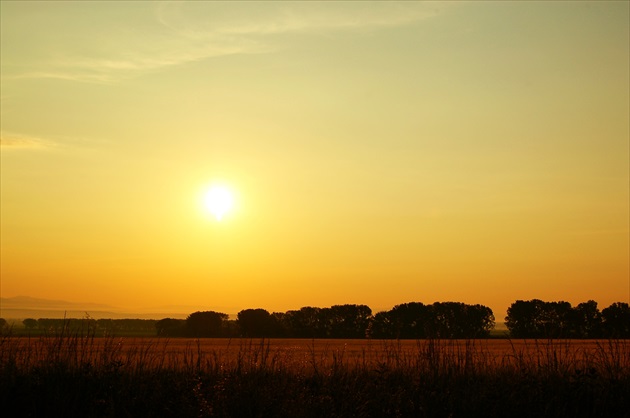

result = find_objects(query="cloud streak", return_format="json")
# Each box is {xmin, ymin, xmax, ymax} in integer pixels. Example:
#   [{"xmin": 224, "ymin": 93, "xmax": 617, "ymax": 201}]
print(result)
[
  {"xmin": 3, "ymin": 2, "xmax": 453, "ymax": 84},
  {"xmin": 157, "ymin": 1, "xmax": 447, "ymax": 36},
  {"xmin": 0, "ymin": 133, "xmax": 56, "ymax": 150}
]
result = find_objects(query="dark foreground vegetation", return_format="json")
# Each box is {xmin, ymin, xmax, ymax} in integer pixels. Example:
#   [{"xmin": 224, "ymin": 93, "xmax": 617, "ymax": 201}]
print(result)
[{"xmin": 1, "ymin": 329, "xmax": 630, "ymax": 418}]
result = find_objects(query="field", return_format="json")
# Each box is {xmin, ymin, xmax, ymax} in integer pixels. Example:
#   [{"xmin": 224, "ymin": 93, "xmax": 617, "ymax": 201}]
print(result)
[{"xmin": 2, "ymin": 335, "xmax": 629, "ymax": 417}]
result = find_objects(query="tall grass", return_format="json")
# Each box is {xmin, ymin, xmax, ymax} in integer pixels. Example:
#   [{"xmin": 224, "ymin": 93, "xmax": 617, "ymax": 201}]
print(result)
[{"xmin": 1, "ymin": 329, "xmax": 628, "ymax": 417}]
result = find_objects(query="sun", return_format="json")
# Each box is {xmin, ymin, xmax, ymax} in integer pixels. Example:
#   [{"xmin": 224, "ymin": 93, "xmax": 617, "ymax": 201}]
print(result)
[{"xmin": 203, "ymin": 185, "xmax": 234, "ymax": 221}]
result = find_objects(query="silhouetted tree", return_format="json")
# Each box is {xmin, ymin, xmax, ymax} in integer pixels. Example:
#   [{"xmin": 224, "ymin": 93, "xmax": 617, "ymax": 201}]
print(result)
[
  {"xmin": 367, "ymin": 311, "xmax": 395, "ymax": 339},
  {"xmin": 569, "ymin": 300, "xmax": 602, "ymax": 338},
  {"xmin": 284, "ymin": 307, "xmax": 326, "ymax": 338},
  {"xmin": 389, "ymin": 302, "xmax": 430, "ymax": 339},
  {"xmin": 542, "ymin": 301, "xmax": 573, "ymax": 338},
  {"xmin": 36, "ymin": 318, "xmax": 56, "ymax": 333},
  {"xmin": 237, "ymin": 308, "xmax": 275, "ymax": 337},
  {"xmin": 269, "ymin": 312, "xmax": 288, "ymax": 337},
  {"xmin": 507, "ymin": 300, "xmax": 588, "ymax": 338},
  {"xmin": 317, "ymin": 307, "xmax": 333, "ymax": 337},
  {"xmin": 368, "ymin": 302, "xmax": 494, "ymax": 339},
  {"xmin": 506, "ymin": 300, "xmax": 541, "ymax": 338},
  {"xmin": 97, "ymin": 319, "xmax": 116, "ymax": 334},
  {"xmin": 465, "ymin": 304, "xmax": 495, "ymax": 337},
  {"xmin": 186, "ymin": 311, "xmax": 228, "ymax": 337},
  {"xmin": 156, "ymin": 318, "xmax": 186, "ymax": 337},
  {"xmin": 229, "ymin": 319, "xmax": 242, "ymax": 337},
  {"xmin": 430, "ymin": 302, "xmax": 471, "ymax": 338},
  {"xmin": 0, "ymin": 318, "xmax": 7, "ymax": 332},
  {"xmin": 326, "ymin": 304, "xmax": 372, "ymax": 338},
  {"xmin": 22, "ymin": 318, "xmax": 38, "ymax": 330},
  {"xmin": 602, "ymin": 302, "xmax": 630, "ymax": 338}
]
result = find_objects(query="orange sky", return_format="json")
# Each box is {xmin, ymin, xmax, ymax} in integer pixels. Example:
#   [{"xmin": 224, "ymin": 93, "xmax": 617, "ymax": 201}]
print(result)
[{"xmin": 1, "ymin": 1, "xmax": 628, "ymax": 319}]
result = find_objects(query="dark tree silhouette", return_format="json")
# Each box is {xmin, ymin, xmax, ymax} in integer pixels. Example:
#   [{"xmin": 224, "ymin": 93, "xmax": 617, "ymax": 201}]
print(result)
[
  {"xmin": 269, "ymin": 312, "xmax": 287, "ymax": 337},
  {"xmin": 284, "ymin": 307, "xmax": 325, "ymax": 338},
  {"xmin": 389, "ymin": 302, "xmax": 430, "ymax": 339},
  {"xmin": 540, "ymin": 301, "xmax": 572, "ymax": 338},
  {"xmin": 465, "ymin": 304, "xmax": 495, "ymax": 337},
  {"xmin": 369, "ymin": 302, "xmax": 494, "ymax": 339},
  {"xmin": 570, "ymin": 300, "xmax": 602, "ymax": 338},
  {"xmin": 430, "ymin": 302, "xmax": 464, "ymax": 338},
  {"xmin": 22, "ymin": 318, "xmax": 38, "ymax": 330},
  {"xmin": 156, "ymin": 318, "xmax": 186, "ymax": 337},
  {"xmin": 222, "ymin": 319, "xmax": 240, "ymax": 338},
  {"xmin": 326, "ymin": 304, "xmax": 372, "ymax": 338},
  {"xmin": 602, "ymin": 302, "xmax": 630, "ymax": 338},
  {"xmin": 505, "ymin": 299, "xmax": 547, "ymax": 338},
  {"xmin": 237, "ymin": 308, "xmax": 275, "ymax": 337},
  {"xmin": 186, "ymin": 311, "xmax": 228, "ymax": 337},
  {"xmin": 505, "ymin": 300, "xmax": 630, "ymax": 339},
  {"xmin": 368, "ymin": 311, "xmax": 395, "ymax": 338}
]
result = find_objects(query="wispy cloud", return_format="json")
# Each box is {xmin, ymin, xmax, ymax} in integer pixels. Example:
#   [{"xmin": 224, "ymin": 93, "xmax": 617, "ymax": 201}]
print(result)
[
  {"xmin": 0, "ymin": 132, "xmax": 56, "ymax": 150},
  {"xmin": 7, "ymin": 71, "xmax": 116, "ymax": 84},
  {"xmin": 155, "ymin": 1, "xmax": 445, "ymax": 33},
  {"xmin": 3, "ymin": 1, "xmax": 453, "ymax": 84},
  {"xmin": 202, "ymin": 2, "xmax": 448, "ymax": 35}
]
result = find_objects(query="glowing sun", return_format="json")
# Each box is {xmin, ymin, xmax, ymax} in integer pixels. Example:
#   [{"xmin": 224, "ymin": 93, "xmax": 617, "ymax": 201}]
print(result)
[{"xmin": 204, "ymin": 185, "xmax": 234, "ymax": 221}]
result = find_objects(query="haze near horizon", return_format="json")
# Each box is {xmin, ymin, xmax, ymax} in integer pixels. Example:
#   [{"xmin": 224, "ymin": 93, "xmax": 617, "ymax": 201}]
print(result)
[{"xmin": 1, "ymin": 1, "xmax": 628, "ymax": 320}]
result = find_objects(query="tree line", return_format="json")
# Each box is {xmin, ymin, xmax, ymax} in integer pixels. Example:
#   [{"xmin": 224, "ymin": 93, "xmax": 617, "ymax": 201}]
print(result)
[
  {"xmin": 505, "ymin": 300, "xmax": 630, "ymax": 338},
  {"xmin": 6, "ymin": 318, "xmax": 158, "ymax": 336},
  {"xmin": 156, "ymin": 302, "xmax": 495, "ymax": 339},
  {"xmin": 3, "ymin": 299, "xmax": 628, "ymax": 339},
  {"xmin": 158, "ymin": 300, "xmax": 629, "ymax": 339}
]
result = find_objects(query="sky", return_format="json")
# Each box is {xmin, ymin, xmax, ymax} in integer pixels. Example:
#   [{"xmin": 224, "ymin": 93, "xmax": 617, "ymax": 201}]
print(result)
[{"xmin": 1, "ymin": 1, "xmax": 628, "ymax": 320}]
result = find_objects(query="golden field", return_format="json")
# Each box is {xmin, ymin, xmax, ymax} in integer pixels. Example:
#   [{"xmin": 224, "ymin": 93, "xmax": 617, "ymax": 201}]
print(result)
[{"xmin": 4, "ymin": 336, "xmax": 629, "ymax": 376}]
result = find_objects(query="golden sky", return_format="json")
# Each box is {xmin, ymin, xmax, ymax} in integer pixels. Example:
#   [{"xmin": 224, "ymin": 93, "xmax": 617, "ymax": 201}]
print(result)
[{"xmin": 1, "ymin": 1, "xmax": 628, "ymax": 319}]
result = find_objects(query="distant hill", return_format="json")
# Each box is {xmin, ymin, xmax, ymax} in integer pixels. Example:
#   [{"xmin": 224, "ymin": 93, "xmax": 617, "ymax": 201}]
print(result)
[{"xmin": 0, "ymin": 296, "xmax": 189, "ymax": 320}]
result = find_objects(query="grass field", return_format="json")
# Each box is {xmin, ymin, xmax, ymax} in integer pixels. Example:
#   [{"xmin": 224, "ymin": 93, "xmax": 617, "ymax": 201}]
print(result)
[{"xmin": 2, "ymin": 334, "xmax": 629, "ymax": 417}]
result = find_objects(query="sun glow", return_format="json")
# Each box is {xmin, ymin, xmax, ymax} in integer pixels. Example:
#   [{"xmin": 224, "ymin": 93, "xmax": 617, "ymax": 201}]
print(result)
[{"xmin": 204, "ymin": 185, "xmax": 234, "ymax": 221}]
